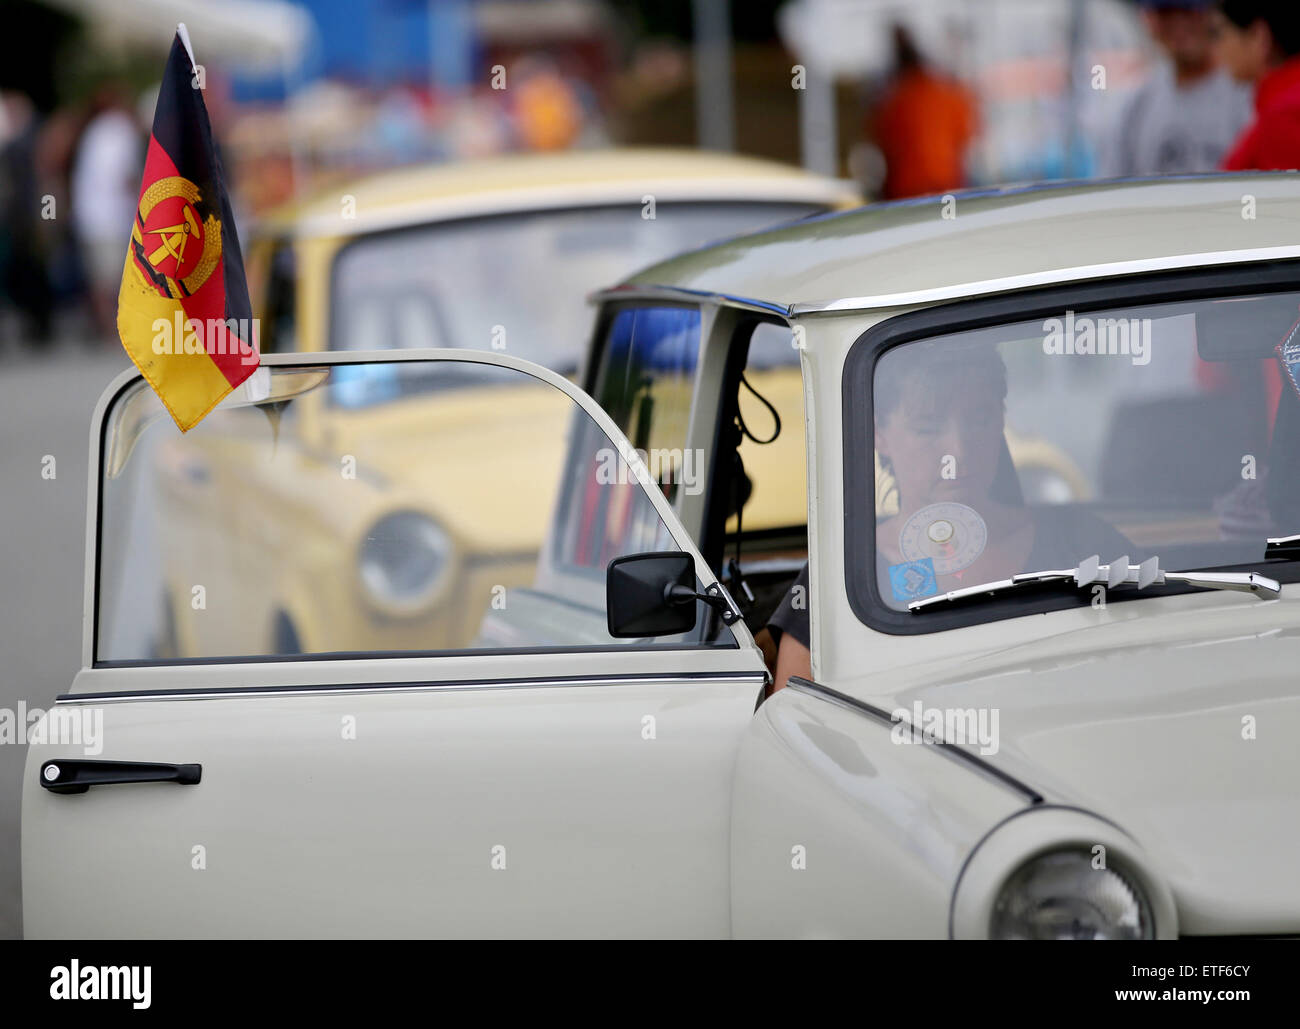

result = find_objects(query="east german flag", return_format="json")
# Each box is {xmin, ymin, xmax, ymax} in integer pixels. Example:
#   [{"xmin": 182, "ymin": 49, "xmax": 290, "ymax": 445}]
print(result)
[{"xmin": 117, "ymin": 26, "xmax": 258, "ymax": 432}]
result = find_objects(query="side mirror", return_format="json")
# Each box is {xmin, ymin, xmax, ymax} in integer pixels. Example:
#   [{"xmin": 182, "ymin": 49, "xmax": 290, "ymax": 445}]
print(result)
[
  {"xmin": 607, "ymin": 552, "xmax": 697, "ymax": 638},
  {"xmin": 606, "ymin": 552, "xmax": 742, "ymax": 638}
]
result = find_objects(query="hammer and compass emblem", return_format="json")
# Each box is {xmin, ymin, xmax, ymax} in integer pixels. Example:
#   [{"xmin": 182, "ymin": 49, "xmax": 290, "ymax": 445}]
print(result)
[{"xmin": 130, "ymin": 175, "xmax": 221, "ymax": 299}]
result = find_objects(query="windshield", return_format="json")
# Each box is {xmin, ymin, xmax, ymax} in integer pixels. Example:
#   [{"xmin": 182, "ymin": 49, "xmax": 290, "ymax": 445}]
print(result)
[
  {"xmin": 853, "ymin": 290, "xmax": 1300, "ymax": 618},
  {"xmin": 329, "ymin": 201, "xmax": 822, "ymax": 375}
]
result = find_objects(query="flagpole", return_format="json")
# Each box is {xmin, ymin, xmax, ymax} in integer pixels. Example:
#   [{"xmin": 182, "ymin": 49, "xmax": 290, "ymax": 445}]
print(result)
[{"xmin": 176, "ymin": 21, "xmax": 196, "ymax": 66}]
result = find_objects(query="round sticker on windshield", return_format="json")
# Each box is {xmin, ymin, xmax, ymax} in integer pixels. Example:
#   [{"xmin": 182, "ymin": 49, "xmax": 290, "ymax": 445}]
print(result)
[{"xmin": 898, "ymin": 502, "xmax": 988, "ymax": 575}]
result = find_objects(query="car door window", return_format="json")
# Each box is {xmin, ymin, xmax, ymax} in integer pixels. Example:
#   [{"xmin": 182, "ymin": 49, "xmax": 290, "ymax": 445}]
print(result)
[{"xmin": 96, "ymin": 356, "xmax": 733, "ymax": 662}]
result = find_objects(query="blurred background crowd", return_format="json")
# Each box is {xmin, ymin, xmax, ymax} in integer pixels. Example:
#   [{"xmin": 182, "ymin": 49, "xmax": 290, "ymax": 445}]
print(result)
[{"xmin": 0, "ymin": 0, "xmax": 1298, "ymax": 350}]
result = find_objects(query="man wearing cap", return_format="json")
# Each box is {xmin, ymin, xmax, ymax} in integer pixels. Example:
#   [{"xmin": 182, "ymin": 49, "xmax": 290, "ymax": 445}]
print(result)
[{"xmin": 1102, "ymin": 0, "xmax": 1251, "ymax": 177}]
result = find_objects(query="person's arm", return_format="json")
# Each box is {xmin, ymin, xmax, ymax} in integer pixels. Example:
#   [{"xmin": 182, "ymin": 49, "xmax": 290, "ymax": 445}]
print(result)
[
  {"xmin": 764, "ymin": 564, "xmax": 811, "ymax": 695},
  {"xmin": 753, "ymin": 626, "xmax": 778, "ymax": 676},
  {"xmin": 772, "ymin": 632, "xmax": 811, "ymax": 694}
]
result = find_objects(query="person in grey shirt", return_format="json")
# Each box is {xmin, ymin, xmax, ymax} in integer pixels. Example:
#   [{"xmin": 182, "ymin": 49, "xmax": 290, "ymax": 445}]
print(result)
[{"xmin": 1103, "ymin": 0, "xmax": 1252, "ymax": 177}]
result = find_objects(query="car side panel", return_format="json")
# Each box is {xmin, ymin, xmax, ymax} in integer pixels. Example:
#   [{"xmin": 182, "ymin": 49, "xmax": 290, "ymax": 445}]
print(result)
[
  {"xmin": 730, "ymin": 685, "xmax": 1029, "ymax": 938},
  {"xmin": 25, "ymin": 666, "xmax": 762, "ymax": 938}
]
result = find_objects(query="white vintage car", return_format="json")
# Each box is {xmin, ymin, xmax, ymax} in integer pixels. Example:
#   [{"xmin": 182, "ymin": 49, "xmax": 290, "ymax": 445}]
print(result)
[{"xmin": 24, "ymin": 173, "xmax": 1300, "ymax": 939}]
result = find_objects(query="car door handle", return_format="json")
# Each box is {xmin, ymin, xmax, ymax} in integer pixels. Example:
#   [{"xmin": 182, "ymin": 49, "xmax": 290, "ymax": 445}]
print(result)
[{"xmin": 39, "ymin": 759, "xmax": 202, "ymax": 795}]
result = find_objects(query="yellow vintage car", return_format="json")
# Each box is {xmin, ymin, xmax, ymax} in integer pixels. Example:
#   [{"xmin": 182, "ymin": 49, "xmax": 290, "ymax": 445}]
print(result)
[{"xmin": 146, "ymin": 150, "xmax": 859, "ymax": 659}]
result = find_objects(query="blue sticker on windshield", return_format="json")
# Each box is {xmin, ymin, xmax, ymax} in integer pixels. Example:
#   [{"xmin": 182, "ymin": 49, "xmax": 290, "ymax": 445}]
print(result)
[{"xmin": 889, "ymin": 558, "xmax": 937, "ymax": 603}]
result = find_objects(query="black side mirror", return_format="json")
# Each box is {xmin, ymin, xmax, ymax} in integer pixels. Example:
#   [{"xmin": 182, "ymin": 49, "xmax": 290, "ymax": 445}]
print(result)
[
  {"xmin": 606, "ymin": 551, "xmax": 743, "ymax": 638},
  {"xmin": 607, "ymin": 552, "xmax": 697, "ymax": 638}
]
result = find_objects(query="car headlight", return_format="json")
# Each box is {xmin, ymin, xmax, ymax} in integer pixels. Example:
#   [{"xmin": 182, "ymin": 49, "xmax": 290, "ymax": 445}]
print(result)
[
  {"xmin": 990, "ymin": 849, "xmax": 1154, "ymax": 940},
  {"xmin": 358, "ymin": 511, "xmax": 452, "ymax": 614}
]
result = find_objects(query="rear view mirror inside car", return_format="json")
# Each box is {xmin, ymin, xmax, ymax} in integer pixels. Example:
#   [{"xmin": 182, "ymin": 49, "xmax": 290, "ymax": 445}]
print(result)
[{"xmin": 1196, "ymin": 295, "xmax": 1300, "ymax": 361}]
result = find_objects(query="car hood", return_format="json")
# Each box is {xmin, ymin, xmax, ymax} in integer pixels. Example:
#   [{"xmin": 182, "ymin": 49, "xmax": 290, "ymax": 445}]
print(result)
[{"xmin": 835, "ymin": 591, "xmax": 1300, "ymax": 935}]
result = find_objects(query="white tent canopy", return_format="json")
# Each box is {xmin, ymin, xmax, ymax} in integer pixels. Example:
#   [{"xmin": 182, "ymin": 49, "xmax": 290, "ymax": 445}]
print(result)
[
  {"xmin": 778, "ymin": 0, "xmax": 1144, "ymax": 79},
  {"xmin": 51, "ymin": 0, "xmax": 313, "ymax": 73}
]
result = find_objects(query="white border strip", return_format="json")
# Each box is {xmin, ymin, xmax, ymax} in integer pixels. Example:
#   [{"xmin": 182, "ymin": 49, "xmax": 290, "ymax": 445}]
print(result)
[{"xmin": 789, "ymin": 245, "xmax": 1300, "ymax": 315}]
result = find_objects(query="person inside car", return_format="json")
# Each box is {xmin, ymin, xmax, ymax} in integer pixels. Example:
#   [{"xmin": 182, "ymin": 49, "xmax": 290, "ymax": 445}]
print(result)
[{"xmin": 765, "ymin": 341, "xmax": 1135, "ymax": 693}]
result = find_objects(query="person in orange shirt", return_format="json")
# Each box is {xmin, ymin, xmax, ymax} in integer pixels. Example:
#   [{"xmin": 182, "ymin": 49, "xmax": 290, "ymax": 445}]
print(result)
[
  {"xmin": 868, "ymin": 25, "xmax": 979, "ymax": 199},
  {"xmin": 513, "ymin": 59, "xmax": 583, "ymax": 152}
]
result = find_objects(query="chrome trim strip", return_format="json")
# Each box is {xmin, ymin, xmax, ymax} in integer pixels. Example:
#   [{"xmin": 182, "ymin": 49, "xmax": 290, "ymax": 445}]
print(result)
[
  {"xmin": 786, "ymin": 677, "xmax": 1043, "ymax": 804},
  {"xmin": 586, "ymin": 283, "xmax": 790, "ymax": 317},
  {"xmin": 56, "ymin": 670, "xmax": 769, "ymax": 704},
  {"xmin": 788, "ymin": 246, "xmax": 1300, "ymax": 315}
]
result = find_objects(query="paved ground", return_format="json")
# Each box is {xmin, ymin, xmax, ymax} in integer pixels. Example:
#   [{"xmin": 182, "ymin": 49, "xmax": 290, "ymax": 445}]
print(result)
[{"xmin": 0, "ymin": 343, "xmax": 131, "ymax": 939}]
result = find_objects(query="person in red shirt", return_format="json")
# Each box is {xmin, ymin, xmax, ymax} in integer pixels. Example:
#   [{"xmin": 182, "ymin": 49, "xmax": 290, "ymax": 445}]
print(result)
[
  {"xmin": 867, "ymin": 25, "xmax": 979, "ymax": 199},
  {"xmin": 1206, "ymin": 6, "xmax": 1300, "ymax": 534},
  {"xmin": 1214, "ymin": 2, "xmax": 1300, "ymax": 169}
]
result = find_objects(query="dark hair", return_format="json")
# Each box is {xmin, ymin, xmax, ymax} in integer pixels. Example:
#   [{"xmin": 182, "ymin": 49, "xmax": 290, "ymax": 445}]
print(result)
[
  {"xmin": 874, "ymin": 341, "xmax": 1007, "ymax": 421},
  {"xmin": 1218, "ymin": 1, "xmax": 1300, "ymax": 57},
  {"xmin": 891, "ymin": 24, "xmax": 924, "ymax": 72}
]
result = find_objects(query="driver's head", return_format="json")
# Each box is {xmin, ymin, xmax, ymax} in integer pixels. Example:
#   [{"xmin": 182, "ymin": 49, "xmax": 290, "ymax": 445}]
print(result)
[{"xmin": 875, "ymin": 341, "xmax": 1008, "ymax": 510}]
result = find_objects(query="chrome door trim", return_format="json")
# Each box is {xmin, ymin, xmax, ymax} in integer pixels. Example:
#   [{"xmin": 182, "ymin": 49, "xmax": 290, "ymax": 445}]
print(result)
[
  {"xmin": 56, "ymin": 670, "xmax": 770, "ymax": 705},
  {"xmin": 587, "ymin": 283, "xmax": 789, "ymax": 316}
]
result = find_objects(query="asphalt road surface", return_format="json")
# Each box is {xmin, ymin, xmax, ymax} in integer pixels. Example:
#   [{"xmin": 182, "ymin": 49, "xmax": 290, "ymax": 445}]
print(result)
[{"xmin": 0, "ymin": 343, "xmax": 131, "ymax": 939}]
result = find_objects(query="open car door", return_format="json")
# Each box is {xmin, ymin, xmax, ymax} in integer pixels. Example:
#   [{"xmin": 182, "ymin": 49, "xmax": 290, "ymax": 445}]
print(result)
[{"xmin": 23, "ymin": 350, "xmax": 766, "ymax": 938}]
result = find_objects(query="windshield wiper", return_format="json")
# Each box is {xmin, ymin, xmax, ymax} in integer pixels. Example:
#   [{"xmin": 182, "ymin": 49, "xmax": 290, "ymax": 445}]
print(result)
[
  {"xmin": 908, "ymin": 554, "xmax": 1280, "ymax": 613},
  {"xmin": 1266, "ymin": 534, "xmax": 1300, "ymax": 559}
]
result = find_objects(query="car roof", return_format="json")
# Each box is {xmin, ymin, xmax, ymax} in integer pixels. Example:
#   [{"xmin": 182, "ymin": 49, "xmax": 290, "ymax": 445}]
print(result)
[
  {"xmin": 610, "ymin": 173, "xmax": 1300, "ymax": 315},
  {"xmin": 257, "ymin": 147, "xmax": 859, "ymax": 240}
]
